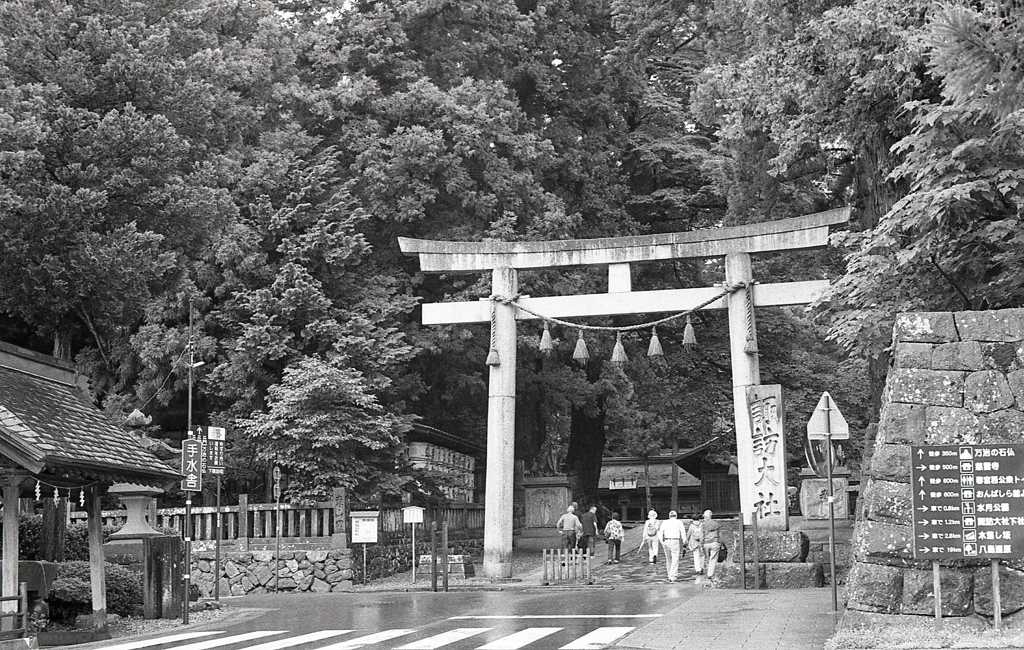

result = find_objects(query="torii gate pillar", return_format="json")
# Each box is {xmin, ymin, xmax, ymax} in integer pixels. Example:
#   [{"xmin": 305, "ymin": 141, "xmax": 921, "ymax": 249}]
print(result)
[
  {"xmin": 484, "ymin": 267, "xmax": 517, "ymax": 578},
  {"xmin": 726, "ymin": 254, "xmax": 761, "ymax": 524}
]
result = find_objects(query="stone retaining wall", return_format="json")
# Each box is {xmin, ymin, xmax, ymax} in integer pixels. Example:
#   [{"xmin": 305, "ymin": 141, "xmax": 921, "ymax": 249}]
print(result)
[
  {"xmin": 192, "ymin": 548, "xmax": 355, "ymax": 596},
  {"xmin": 846, "ymin": 309, "xmax": 1024, "ymax": 618},
  {"xmin": 189, "ymin": 529, "xmax": 484, "ymax": 595}
]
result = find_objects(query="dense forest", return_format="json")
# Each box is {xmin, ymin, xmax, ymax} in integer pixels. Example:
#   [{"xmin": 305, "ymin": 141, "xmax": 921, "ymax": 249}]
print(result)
[{"xmin": 0, "ymin": 0, "xmax": 1020, "ymax": 505}]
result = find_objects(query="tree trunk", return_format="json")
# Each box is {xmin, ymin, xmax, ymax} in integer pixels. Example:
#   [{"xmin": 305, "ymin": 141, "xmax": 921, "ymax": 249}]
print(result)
[
  {"xmin": 53, "ymin": 321, "xmax": 72, "ymax": 361},
  {"xmin": 40, "ymin": 497, "xmax": 67, "ymax": 562}
]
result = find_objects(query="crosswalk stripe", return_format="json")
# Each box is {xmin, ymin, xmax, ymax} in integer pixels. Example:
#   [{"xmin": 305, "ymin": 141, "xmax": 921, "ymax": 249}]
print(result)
[
  {"xmin": 318, "ymin": 630, "xmax": 417, "ymax": 650},
  {"xmin": 242, "ymin": 631, "xmax": 354, "ymax": 650},
  {"xmin": 559, "ymin": 627, "xmax": 634, "ymax": 650},
  {"xmin": 477, "ymin": 628, "xmax": 563, "ymax": 650},
  {"xmin": 97, "ymin": 632, "xmax": 225, "ymax": 650},
  {"xmin": 169, "ymin": 631, "xmax": 288, "ymax": 650},
  {"xmin": 395, "ymin": 628, "xmax": 492, "ymax": 650}
]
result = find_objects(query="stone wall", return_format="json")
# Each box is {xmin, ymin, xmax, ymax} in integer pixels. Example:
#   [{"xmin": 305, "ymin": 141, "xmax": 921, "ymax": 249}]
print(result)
[
  {"xmin": 846, "ymin": 309, "xmax": 1024, "ymax": 617},
  {"xmin": 192, "ymin": 548, "xmax": 355, "ymax": 596},
  {"xmin": 189, "ymin": 529, "xmax": 484, "ymax": 595}
]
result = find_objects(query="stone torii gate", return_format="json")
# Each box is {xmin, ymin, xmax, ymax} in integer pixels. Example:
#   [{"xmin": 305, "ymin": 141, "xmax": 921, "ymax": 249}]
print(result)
[{"xmin": 399, "ymin": 207, "xmax": 851, "ymax": 578}]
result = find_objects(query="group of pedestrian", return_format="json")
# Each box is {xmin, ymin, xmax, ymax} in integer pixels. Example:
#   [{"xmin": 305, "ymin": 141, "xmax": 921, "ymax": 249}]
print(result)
[
  {"xmin": 555, "ymin": 503, "xmax": 626, "ymax": 563},
  {"xmin": 642, "ymin": 509, "xmax": 722, "ymax": 583}
]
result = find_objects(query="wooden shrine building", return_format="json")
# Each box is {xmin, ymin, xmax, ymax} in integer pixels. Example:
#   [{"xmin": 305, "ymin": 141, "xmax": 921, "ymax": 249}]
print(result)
[{"xmin": 0, "ymin": 342, "xmax": 179, "ymax": 634}]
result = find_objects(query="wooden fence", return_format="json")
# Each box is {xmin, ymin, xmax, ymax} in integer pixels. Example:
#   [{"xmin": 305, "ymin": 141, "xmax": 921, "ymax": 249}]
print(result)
[{"xmin": 69, "ymin": 495, "xmax": 483, "ymax": 551}]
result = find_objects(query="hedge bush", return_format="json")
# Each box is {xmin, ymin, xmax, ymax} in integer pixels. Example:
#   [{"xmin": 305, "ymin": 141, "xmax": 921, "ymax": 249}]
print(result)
[
  {"xmin": 1, "ymin": 514, "xmax": 121, "ymax": 561},
  {"xmin": 46, "ymin": 561, "xmax": 143, "ymax": 622}
]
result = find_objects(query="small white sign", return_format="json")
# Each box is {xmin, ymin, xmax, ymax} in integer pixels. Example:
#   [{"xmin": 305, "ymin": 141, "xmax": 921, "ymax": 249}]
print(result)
[
  {"xmin": 350, "ymin": 511, "xmax": 379, "ymax": 544},
  {"xmin": 403, "ymin": 505, "xmax": 425, "ymax": 524}
]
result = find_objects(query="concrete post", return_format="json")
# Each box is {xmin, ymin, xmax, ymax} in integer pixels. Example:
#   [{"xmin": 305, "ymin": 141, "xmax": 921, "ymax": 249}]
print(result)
[
  {"xmin": 483, "ymin": 267, "xmax": 517, "ymax": 579},
  {"xmin": 726, "ymin": 253, "xmax": 760, "ymax": 526}
]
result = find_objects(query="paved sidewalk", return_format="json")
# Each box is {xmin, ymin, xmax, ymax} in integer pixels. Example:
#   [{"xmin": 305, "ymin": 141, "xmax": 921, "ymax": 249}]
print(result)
[
  {"xmin": 602, "ymin": 524, "xmax": 836, "ymax": 650},
  {"xmin": 613, "ymin": 589, "xmax": 836, "ymax": 650}
]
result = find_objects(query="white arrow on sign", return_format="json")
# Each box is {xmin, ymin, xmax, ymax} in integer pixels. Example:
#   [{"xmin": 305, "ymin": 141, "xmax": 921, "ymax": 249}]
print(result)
[{"xmin": 806, "ymin": 392, "xmax": 849, "ymax": 440}]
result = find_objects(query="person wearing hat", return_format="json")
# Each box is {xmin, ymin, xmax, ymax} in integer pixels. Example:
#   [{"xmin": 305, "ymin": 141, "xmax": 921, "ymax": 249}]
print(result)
[
  {"xmin": 641, "ymin": 509, "xmax": 661, "ymax": 563},
  {"xmin": 701, "ymin": 509, "xmax": 722, "ymax": 582},
  {"xmin": 657, "ymin": 510, "xmax": 688, "ymax": 581}
]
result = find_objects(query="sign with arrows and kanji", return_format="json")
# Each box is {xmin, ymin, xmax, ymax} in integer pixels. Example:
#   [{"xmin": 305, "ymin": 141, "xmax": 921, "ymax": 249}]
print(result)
[
  {"xmin": 911, "ymin": 444, "xmax": 1024, "ymax": 560},
  {"xmin": 806, "ymin": 392, "xmax": 849, "ymax": 440}
]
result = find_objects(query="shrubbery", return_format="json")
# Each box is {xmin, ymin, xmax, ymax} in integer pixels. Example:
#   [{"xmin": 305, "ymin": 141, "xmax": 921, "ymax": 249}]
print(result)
[
  {"xmin": 46, "ymin": 561, "xmax": 143, "ymax": 622},
  {"xmin": 3, "ymin": 514, "xmax": 120, "ymax": 561}
]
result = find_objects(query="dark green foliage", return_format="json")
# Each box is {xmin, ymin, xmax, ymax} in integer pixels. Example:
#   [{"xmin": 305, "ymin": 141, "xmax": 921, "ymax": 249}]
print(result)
[{"xmin": 46, "ymin": 561, "xmax": 143, "ymax": 622}]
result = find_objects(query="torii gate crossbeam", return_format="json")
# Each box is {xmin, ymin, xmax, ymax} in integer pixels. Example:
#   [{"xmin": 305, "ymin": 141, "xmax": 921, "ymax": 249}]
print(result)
[{"xmin": 399, "ymin": 208, "xmax": 851, "ymax": 579}]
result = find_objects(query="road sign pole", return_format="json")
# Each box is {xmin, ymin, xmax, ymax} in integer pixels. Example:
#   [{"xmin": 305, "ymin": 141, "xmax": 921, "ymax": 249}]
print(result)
[
  {"xmin": 825, "ymin": 394, "xmax": 838, "ymax": 612},
  {"xmin": 933, "ymin": 560, "xmax": 942, "ymax": 629},
  {"xmin": 412, "ymin": 522, "xmax": 417, "ymax": 584},
  {"xmin": 993, "ymin": 560, "xmax": 1002, "ymax": 629},
  {"xmin": 214, "ymin": 475, "xmax": 221, "ymax": 601}
]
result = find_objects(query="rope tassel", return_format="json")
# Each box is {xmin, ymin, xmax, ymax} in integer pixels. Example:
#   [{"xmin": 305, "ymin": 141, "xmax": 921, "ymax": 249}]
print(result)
[
  {"xmin": 611, "ymin": 332, "xmax": 628, "ymax": 365},
  {"xmin": 573, "ymin": 331, "xmax": 590, "ymax": 364},
  {"xmin": 539, "ymin": 322, "xmax": 555, "ymax": 354},
  {"xmin": 647, "ymin": 326, "xmax": 664, "ymax": 357},
  {"xmin": 683, "ymin": 315, "xmax": 697, "ymax": 348}
]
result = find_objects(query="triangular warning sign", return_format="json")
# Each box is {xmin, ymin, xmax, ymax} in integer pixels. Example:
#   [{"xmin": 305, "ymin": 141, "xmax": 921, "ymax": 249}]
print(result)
[{"xmin": 806, "ymin": 391, "xmax": 849, "ymax": 440}]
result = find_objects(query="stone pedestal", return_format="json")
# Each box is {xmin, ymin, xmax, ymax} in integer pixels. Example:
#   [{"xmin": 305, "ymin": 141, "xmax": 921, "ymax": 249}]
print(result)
[
  {"xmin": 799, "ymin": 477, "xmax": 849, "ymax": 520},
  {"xmin": 517, "ymin": 476, "xmax": 572, "ymax": 549}
]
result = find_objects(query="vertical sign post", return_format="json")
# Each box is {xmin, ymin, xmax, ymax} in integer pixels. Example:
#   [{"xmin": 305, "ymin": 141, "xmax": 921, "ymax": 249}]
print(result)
[
  {"xmin": 806, "ymin": 392, "xmax": 849, "ymax": 613},
  {"xmin": 273, "ymin": 466, "xmax": 281, "ymax": 593},
  {"xmin": 350, "ymin": 511, "xmax": 379, "ymax": 585},
  {"xmin": 403, "ymin": 506, "xmax": 425, "ymax": 583},
  {"xmin": 180, "ymin": 437, "xmax": 202, "ymax": 624},
  {"xmin": 205, "ymin": 427, "xmax": 226, "ymax": 601}
]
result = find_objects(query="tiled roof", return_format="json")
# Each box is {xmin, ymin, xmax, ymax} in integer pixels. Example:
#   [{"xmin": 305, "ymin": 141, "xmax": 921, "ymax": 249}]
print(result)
[{"xmin": 0, "ymin": 346, "xmax": 179, "ymax": 488}]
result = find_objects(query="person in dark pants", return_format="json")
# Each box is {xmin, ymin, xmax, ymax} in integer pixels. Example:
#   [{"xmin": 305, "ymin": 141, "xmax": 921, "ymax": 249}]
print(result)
[
  {"xmin": 578, "ymin": 505, "xmax": 599, "ymax": 556},
  {"xmin": 603, "ymin": 512, "xmax": 624, "ymax": 563},
  {"xmin": 556, "ymin": 505, "xmax": 581, "ymax": 550}
]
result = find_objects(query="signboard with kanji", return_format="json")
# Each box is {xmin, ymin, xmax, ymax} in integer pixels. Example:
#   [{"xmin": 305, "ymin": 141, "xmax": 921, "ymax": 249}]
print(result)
[
  {"xmin": 350, "ymin": 511, "xmax": 379, "ymax": 544},
  {"xmin": 911, "ymin": 444, "xmax": 1024, "ymax": 560},
  {"xmin": 205, "ymin": 426, "xmax": 226, "ymax": 475},
  {"xmin": 181, "ymin": 438, "xmax": 203, "ymax": 492},
  {"xmin": 746, "ymin": 384, "xmax": 787, "ymax": 529}
]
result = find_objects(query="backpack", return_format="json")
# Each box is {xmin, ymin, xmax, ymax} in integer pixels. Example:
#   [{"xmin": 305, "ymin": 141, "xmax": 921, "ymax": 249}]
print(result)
[{"xmin": 644, "ymin": 519, "xmax": 659, "ymax": 537}]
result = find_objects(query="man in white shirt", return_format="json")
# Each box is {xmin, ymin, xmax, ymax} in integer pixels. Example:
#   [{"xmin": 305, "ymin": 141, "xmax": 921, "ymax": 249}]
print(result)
[{"xmin": 657, "ymin": 510, "xmax": 688, "ymax": 581}]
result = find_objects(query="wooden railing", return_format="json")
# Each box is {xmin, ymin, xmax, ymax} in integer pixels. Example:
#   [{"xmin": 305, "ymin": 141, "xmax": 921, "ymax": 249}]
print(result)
[
  {"xmin": 69, "ymin": 495, "xmax": 484, "ymax": 550},
  {"xmin": 0, "ymin": 583, "xmax": 28, "ymax": 640}
]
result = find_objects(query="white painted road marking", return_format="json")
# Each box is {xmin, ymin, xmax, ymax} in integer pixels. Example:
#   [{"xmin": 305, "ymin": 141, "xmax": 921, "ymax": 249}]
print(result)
[
  {"xmin": 449, "ymin": 616, "xmax": 658, "ymax": 620},
  {"xmin": 395, "ymin": 628, "xmax": 492, "ymax": 650},
  {"xmin": 94, "ymin": 632, "xmax": 224, "ymax": 650},
  {"xmin": 243, "ymin": 631, "xmax": 354, "ymax": 650},
  {"xmin": 318, "ymin": 630, "xmax": 417, "ymax": 650},
  {"xmin": 477, "ymin": 628, "xmax": 563, "ymax": 650},
  {"xmin": 559, "ymin": 627, "xmax": 634, "ymax": 650},
  {"xmin": 168, "ymin": 632, "xmax": 288, "ymax": 650}
]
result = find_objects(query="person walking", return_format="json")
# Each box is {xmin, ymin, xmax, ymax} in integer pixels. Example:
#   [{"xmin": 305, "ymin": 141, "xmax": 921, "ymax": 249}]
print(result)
[
  {"xmin": 556, "ymin": 505, "xmax": 582, "ymax": 550},
  {"xmin": 687, "ymin": 513, "xmax": 705, "ymax": 579},
  {"xmin": 579, "ymin": 505, "xmax": 599, "ymax": 556},
  {"xmin": 603, "ymin": 512, "xmax": 624, "ymax": 563},
  {"xmin": 657, "ymin": 511, "xmax": 688, "ymax": 581},
  {"xmin": 642, "ymin": 510, "xmax": 661, "ymax": 563},
  {"xmin": 701, "ymin": 509, "xmax": 722, "ymax": 582}
]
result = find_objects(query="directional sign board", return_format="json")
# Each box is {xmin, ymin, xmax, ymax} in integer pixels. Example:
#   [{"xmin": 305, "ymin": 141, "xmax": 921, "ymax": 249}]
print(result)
[
  {"xmin": 205, "ymin": 426, "xmax": 226, "ymax": 475},
  {"xmin": 911, "ymin": 444, "xmax": 1024, "ymax": 560},
  {"xmin": 806, "ymin": 392, "xmax": 849, "ymax": 440}
]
